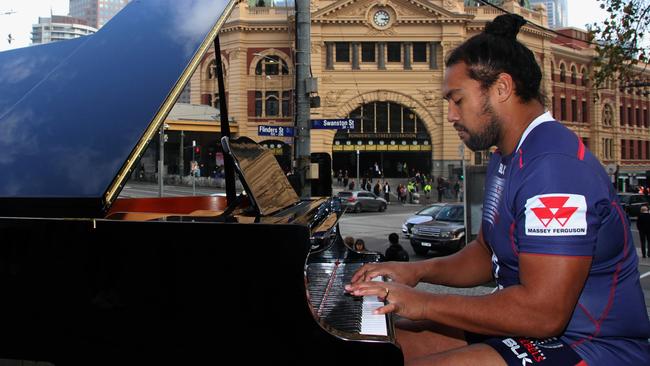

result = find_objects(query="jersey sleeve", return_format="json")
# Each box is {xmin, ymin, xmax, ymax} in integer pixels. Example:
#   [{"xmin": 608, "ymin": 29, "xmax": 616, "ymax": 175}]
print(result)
[{"xmin": 512, "ymin": 153, "xmax": 609, "ymax": 256}]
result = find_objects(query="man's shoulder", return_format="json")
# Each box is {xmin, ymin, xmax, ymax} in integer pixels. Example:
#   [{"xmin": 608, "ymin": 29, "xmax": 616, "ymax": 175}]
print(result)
[{"xmin": 521, "ymin": 121, "xmax": 578, "ymax": 156}]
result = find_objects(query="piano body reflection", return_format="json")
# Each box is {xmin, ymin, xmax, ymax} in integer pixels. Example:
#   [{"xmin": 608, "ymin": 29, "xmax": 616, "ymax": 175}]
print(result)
[{"xmin": 0, "ymin": 0, "xmax": 402, "ymax": 364}]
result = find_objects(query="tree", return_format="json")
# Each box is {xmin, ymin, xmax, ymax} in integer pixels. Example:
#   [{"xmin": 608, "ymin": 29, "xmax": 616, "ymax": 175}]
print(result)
[{"xmin": 589, "ymin": 0, "xmax": 649, "ymax": 88}]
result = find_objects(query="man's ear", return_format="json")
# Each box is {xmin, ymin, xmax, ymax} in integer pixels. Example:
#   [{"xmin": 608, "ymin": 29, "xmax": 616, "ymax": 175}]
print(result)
[{"xmin": 494, "ymin": 73, "xmax": 514, "ymax": 103}]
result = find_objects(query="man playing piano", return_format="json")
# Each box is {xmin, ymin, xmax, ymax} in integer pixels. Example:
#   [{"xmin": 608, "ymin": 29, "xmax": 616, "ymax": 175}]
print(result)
[{"xmin": 346, "ymin": 14, "xmax": 650, "ymax": 366}]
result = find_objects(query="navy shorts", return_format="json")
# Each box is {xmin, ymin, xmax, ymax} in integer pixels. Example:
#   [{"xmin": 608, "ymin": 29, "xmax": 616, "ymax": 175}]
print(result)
[{"xmin": 465, "ymin": 332, "xmax": 586, "ymax": 366}]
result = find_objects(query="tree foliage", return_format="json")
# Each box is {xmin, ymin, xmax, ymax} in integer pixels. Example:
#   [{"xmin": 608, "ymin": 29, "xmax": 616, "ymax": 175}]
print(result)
[{"xmin": 589, "ymin": 0, "xmax": 649, "ymax": 88}]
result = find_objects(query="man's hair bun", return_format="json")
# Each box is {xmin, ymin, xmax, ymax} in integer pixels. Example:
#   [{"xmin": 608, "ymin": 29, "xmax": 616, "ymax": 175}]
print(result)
[{"xmin": 484, "ymin": 14, "xmax": 527, "ymax": 41}]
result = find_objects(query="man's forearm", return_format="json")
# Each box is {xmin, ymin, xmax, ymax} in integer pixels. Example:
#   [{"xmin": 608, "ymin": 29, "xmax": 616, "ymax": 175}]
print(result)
[
  {"xmin": 415, "ymin": 240, "xmax": 494, "ymax": 287},
  {"xmin": 420, "ymin": 285, "xmax": 569, "ymax": 338}
]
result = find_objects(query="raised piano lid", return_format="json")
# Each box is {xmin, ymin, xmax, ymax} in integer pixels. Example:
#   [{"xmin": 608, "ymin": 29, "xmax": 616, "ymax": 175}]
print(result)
[{"xmin": 0, "ymin": 0, "xmax": 237, "ymax": 218}]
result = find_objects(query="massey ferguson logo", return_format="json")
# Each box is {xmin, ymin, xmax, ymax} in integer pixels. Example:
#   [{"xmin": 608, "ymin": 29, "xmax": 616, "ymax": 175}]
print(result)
[{"xmin": 525, "ymin": 194, "xmax": 587, "ymax": 236}]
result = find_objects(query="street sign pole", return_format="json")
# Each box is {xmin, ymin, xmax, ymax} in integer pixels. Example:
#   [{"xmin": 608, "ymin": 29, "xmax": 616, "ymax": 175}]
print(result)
[
  {"xmin": 192, "ymin": 140, "xmax": 196, "ymax": 196},
  {"xmin": 356, "ymin": 149, "xmax": 360, "ymax": 189}
]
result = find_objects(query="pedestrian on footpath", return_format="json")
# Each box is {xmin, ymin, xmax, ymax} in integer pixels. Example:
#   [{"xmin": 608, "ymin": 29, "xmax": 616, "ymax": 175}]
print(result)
[
  {"xmin": 424, "ymin": 181, "xmax": 432, "ymax": 201},
  {"xmin": 383, "ymin": 181, "xmax": 391, "ymax": 204},
  {"xmin": 637, "ymin": 205, "xmax": 650, "ymax": 258},
  {"xmin": 384, "ymin": 233, "xmax": 409, "ymax": 262}
]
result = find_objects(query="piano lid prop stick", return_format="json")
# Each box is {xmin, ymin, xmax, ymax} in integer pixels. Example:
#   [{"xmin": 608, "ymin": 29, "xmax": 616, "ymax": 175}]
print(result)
[{"xmin": 214, "ymin": 36, "xmax": 237, "ymax": 204}]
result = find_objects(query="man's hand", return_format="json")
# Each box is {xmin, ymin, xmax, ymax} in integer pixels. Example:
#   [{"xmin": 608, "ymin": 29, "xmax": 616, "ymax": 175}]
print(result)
[
  {"xmin": 349, "ymin": 261, "xmax": 422, "ymax": 287},
  {"xmin": 344, "ymin": 281, "xmax": 432, "ymax": 320}
]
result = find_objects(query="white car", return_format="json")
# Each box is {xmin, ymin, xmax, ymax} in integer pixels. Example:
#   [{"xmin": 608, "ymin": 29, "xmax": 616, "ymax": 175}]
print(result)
[{"xmin": 401, "ymin": 203, "xmax": 447, "ymax": 237}]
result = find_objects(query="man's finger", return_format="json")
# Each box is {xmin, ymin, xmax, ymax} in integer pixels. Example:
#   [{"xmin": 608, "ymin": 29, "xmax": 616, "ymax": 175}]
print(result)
[
  {"xmin": 345, "ymin": 283, "xmax": 384, "ymax": 297},
  {"xmin": 373, "ymin": 303, "xmax": 398, "ymax": 315},
  {"xmin": 350, "ymin": 266, "xmax": 369, "ymax": 283}
]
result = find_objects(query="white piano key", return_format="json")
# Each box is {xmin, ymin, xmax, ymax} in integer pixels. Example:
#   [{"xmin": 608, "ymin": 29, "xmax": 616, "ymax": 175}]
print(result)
[{"xmin": 360, "ymin": 277, "xmax": 388, "ymax": 336}]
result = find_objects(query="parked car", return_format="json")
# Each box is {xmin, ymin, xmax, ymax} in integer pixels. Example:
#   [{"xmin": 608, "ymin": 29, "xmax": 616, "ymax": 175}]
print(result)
[
  {"xmin": 410, "ymin": 204, "xmax": 465, "ymax": 256},
  {"xmin": 337, "ymin": 191, "xmax": 388, "ymax": 213},
  {"xmin": 617, "ymin": 193, "xmax": 650, "ymax": 218},
  {"xmin": 401, "ymin": 203, "xmax": 447, "ymax": 238}
]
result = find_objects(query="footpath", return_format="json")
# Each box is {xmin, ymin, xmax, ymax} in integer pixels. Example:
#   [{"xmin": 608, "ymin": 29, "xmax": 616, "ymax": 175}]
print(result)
[{"xmin": 331, "ymin": 177, "xmax": 462, "ymax": 206}]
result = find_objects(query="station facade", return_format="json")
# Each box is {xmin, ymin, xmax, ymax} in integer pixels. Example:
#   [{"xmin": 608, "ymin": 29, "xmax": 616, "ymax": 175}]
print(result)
[{"xmin": 171, "ymin": 0, "xmax": 649, "ymax": 190}]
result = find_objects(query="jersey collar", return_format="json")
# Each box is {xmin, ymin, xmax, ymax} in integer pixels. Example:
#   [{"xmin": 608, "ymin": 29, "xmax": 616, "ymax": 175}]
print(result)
[{"xmin": 515, "ymin": 111, "xmax": 554, "ymax": 153}]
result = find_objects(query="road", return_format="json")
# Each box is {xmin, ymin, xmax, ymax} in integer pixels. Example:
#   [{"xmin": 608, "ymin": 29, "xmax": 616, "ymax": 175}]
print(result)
[{"xmin": 120, "ymin": 182, "xmax": 650, "ymax": 314}]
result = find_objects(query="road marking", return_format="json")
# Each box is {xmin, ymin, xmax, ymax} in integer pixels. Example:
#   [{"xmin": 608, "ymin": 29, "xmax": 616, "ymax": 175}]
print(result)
[{"xmin": 641, "ymin": 271, "xmax": 650, "ymax": 279}]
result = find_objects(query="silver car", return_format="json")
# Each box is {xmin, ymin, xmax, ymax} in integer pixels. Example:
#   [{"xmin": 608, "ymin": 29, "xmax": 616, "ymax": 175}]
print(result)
[
  {"xmin": 337, "ymin": 191, "xmax": 388, "ymax": 213},
  {"xmin": 401, "ymin": 203, "xmax": 447, "ymax": 237}
]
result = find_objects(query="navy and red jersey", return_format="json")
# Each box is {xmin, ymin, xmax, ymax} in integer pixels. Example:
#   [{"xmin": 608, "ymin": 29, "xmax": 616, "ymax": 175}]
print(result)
[{"xmin": 481, "ymin": 112, "xmax": 650, "ymax": 365}]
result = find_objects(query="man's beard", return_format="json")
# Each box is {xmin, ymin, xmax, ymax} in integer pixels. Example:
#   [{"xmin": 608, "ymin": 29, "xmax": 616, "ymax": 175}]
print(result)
[{"xmin": 464, "ymin": 97, "xmax": 502, "ymax": 152}]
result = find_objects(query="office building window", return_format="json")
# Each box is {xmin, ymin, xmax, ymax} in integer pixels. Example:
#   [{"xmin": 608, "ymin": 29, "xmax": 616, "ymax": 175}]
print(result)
[
  {"xmin": 254, "ymin": 90, "xmax": 292, "ymax": 117},
  {"xmin": 361, "ymin": 42, "xmax": 375, "ymax": 62},
  {"xmin": 255, "ymin": 91, "xmax": 263, "ymax": 117},
  {"xmin": 628, "ymin": 106, "xmax": 633, "ymax": 126},
  {"xmin": 265, "ymin": 91, "xmax": 279, "ymax": 117},
  {"xmin": 582, "ymin": 100, "xmax": 588, "ymax": 123},
  {"xmin": 387, "ymin": 42, "xmax": 401, "ymax": 62},
  {"xmin": 335, "ymin": 42, "xmax": 350, "ymax": 62},
  {"xmin": 620, "ymin": 105, "xmax": 625, "ymax": 125},
  {"xmin": 413, "ymin": 42, "xmax": 427, "ymax": 63},
  {"xmin": 282, "ymin": 91, "xmax": 291, "ymax": 117},
  {"xmin": 622, "ymin": 139, "xmax": 627, "ymax": 159},
  {"xmin": 560, "ymin": 97, "xmax": 566, "ymax": 120},
  {"xmin": 571, "ymin": 99, "xmax": 577, "ymax": 122}
]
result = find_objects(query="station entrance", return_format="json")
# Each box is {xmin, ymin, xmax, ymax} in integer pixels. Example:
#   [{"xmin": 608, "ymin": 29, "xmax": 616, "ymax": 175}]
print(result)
[{"xmin": 332, "ymin": 101, "xmax": 432, "ymax": 178}]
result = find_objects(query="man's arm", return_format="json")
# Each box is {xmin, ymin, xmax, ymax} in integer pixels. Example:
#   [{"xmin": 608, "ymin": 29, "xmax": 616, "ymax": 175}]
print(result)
[
  {"xmin": 420, "ymin": 253, "xmax": 591, "ymax": 338},
  {"xmin": 417, "ymin": 230, "xmax": 494, "ymax": 287},
  {"xmin": 350, "ymin": 252, "xmax": 591, "ymax": 338}
]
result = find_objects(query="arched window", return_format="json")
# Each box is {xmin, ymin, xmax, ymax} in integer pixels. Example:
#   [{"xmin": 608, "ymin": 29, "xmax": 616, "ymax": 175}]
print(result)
[
  {"xmin": 559, "ymin": 63, "xmax": 566, "ymax": 83},
  {"xmin": 255, "ymin": 55, "xmax": 289, "ymax": 76},
  {"xmin": 338, "ymin": 102, "xmax": 427, "ymax": 135},
  {"xmin": 570, "ymin": 65, "xmax": 577, "ymax": 84},
  {"xmin": 580, "ymin": 67, "xmax": 588, "ymax": 87},
  {"xmin": 550, "ymin": 61, "xmax": 555, "ymax": 82}
]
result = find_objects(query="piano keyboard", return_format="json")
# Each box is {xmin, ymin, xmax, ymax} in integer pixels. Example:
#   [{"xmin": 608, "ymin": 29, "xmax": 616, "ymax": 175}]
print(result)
[{"xmin": 306, "ymin": 262, "xmax": 388, "ymax": 336}]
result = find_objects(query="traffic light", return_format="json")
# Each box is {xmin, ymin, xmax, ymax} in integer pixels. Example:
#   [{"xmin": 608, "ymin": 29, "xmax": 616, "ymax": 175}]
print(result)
[{"xmin": 194, "ymin": 146, "xmax": 201, "ymax": 154}]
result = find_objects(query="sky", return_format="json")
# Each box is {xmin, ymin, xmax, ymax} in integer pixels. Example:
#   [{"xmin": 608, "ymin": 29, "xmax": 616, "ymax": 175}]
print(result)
[{"xmin": 0, "ymin": 0, "xmax": 612, "ymax": 52}]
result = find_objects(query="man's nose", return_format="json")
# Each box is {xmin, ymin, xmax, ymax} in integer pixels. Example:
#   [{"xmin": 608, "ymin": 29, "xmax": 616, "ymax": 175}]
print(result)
[{"xmin": 447, "ymin": 102, "xmax": 460, "ymax": 123}]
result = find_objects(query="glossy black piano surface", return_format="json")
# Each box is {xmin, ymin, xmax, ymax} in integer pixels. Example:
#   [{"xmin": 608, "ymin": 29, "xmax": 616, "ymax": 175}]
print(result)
[
  {"xmin": 0, "ymin": 218, "xmax": 402, "ymax": 365},
  {"xmin": 0, "ymin": 0, "xmax": 403, "ymax": 364}
]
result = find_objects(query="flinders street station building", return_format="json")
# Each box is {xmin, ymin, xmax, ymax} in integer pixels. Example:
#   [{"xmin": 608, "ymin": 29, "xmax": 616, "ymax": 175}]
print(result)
[{"xmin": 162, "ymin": 0, "xmax": 650, "ymax": 191}]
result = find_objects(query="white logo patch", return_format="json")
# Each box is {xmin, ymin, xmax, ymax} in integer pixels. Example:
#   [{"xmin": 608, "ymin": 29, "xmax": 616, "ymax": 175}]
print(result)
[{"xmin": 525, "ymin": 194, "xmax": 587, "ymax": 236}]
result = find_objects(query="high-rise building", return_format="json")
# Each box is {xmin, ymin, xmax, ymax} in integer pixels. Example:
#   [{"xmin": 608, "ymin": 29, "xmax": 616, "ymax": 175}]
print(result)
[
  {"xmin": 69, "ymin": 0, "xmax": 130, "ymax": 29},
  {"xmin": 31, "ymin": 15, "xmax": 96, "ymax": 45},
  {"xmin": 530, "ymin": 0, "xmax": 568, "ymax": 28}
]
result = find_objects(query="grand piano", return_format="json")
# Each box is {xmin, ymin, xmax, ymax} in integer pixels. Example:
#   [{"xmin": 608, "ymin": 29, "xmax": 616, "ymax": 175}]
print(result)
[{"xmin": 0, "ymin": 0, "xmax": 403, "ymax": 364}]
